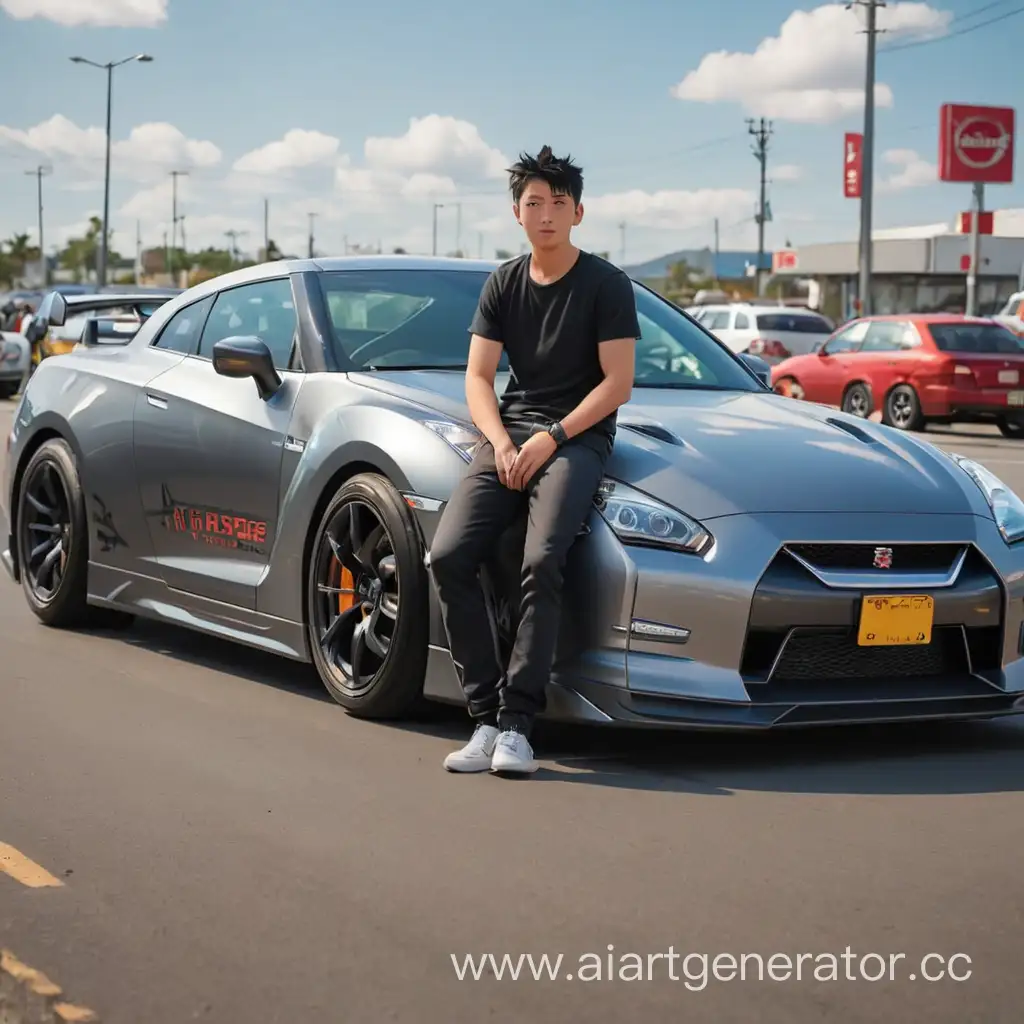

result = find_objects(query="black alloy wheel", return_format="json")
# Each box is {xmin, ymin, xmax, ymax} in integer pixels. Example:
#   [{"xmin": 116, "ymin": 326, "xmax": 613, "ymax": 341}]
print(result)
[
  {"xmin": 308, "ymin": 473, "xmax": 429, "ymax": 718},
  {"xmin": 21, "ymin": 458, "xmax": 71, "ymax": 603}
]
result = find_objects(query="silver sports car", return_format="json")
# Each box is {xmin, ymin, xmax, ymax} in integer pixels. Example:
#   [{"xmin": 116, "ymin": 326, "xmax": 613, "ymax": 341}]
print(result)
[{"xmin": 5, "ymin": 255, "xmax": 1024, "ymax": 729}]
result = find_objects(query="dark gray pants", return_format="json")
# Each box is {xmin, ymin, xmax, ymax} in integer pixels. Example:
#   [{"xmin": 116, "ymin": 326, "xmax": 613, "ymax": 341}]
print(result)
[{"xmin": 428, "ymin": 434, "xmax": 606, "ymax": 737}]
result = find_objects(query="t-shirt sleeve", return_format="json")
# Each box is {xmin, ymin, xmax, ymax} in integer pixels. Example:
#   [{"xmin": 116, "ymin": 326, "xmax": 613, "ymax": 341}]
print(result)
[
  {"xmin": 595, "ymin": 270, "xmax": 641, "ymax": 342},
  {"xmin": 468, "ymin": 269, "xmax": 503, "ymax": 341}
]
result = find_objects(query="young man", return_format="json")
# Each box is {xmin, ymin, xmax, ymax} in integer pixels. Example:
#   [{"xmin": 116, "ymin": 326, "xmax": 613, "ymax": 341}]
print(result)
[{"xmin": 428, "ymin": 145, "xmax": 639, "ymax": 776}]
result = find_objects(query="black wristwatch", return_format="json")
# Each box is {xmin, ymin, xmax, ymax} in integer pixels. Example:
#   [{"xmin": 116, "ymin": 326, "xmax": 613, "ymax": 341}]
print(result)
[{"xmin": 547, "ymin": 421, "xmax": 568, "ymax": 446}]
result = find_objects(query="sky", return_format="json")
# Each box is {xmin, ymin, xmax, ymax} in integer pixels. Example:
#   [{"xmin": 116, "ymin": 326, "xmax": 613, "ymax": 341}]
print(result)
[{"xmin": 0, "ymin": 0, "xmax": 1022, "ymax": 267}]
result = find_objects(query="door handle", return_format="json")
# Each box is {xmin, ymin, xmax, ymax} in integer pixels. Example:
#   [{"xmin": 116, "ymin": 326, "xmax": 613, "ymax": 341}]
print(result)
[{"xmin": 146, "ymin": 393, "xmax": 168, "ymax": 410}]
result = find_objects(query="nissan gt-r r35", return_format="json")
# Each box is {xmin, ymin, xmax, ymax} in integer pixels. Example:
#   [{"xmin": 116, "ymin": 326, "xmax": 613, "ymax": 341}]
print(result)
[{"xmin": 4, "ymin": 256, "xmax": 1024, "ymax": 730}]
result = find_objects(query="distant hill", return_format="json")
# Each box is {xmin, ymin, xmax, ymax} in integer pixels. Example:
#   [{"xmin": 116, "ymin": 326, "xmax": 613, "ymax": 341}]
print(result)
[{"xmin": 623, "ymin": 247, "xmax": 772, "ymax": 281}]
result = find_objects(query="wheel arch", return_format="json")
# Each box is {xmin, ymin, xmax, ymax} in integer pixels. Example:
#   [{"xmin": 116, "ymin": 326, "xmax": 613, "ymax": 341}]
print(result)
[{"xmin": 841, "ymin": 378, "xmax": 875, "ymax": 410}]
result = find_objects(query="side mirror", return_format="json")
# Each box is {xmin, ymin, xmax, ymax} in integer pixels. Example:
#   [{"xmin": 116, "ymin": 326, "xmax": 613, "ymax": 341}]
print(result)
[
  {"xmin": 24, "ymin": 317, "xmax": 47, "ymax": 344},
  {"xmin": 738, "ymin": 352, "xmax": 771, "ymax": 387},
  {"xmin": 212, "ymin": 336, "xmax": 282, "ymax": 400},
  {"xmin": 36, "ymin": 291, "xmax": 67, "ymax": 328}
]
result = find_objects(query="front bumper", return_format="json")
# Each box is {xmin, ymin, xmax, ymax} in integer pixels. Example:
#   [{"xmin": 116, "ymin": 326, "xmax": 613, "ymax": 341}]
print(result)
[{"xmin": 547, "ymin": 510, "xmax": 1024, "ymax": 729}]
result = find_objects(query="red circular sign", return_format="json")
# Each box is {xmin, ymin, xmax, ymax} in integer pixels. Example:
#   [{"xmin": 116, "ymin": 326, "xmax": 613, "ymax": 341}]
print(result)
[{"xmin": 954, "ymin": 116, "xmax": 1012, "ymax": 170}]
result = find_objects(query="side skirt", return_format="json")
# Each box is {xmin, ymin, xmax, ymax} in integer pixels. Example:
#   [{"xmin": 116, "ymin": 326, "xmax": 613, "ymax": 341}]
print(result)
[{"xmin": 87, "ymin": 562, "xmax": 310, "ymax": 662}]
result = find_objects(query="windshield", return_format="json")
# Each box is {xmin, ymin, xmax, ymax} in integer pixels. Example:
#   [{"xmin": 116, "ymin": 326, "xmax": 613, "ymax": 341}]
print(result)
[
  {"xmin": 929, "ymin": 322, "xmax": 1023, "ymax": 354},
  {"xmin": 318, "ymin": 268, "xmax": 762, "ymax": 391}
]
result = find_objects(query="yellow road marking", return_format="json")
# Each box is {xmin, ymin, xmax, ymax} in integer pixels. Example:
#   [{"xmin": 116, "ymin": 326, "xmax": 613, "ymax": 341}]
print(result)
[
  {"xmin": 1, "ymin": 949, "xmax": 98, "ymax": 1020},
  {"xmin": 0, "ymin": 841, "xmax": 64, "ymax": 888}
]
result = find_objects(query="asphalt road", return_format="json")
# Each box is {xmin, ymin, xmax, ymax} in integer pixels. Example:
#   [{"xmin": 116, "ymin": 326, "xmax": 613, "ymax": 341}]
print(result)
[{"xmin": 2, "ymin": 402, "xmax": 1024, "ymax": 1023}]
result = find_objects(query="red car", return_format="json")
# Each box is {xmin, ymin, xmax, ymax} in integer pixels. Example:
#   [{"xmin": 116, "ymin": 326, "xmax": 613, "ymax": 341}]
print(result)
[{"xmin": 770, "ymin": 314, "xmax": 1024, "ymax": 437}]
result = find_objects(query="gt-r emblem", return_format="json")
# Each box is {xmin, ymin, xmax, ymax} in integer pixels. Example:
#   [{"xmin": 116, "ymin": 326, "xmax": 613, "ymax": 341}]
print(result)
[{"xmin": 873, "ymin": 546, "xmax": 893, "ymax": 569}]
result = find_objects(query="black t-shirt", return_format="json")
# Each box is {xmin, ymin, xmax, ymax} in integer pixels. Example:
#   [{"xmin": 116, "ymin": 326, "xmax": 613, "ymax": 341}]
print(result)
[{"xmin": 468, "ymin": 250, "xmax": 640, "ymax": 455}]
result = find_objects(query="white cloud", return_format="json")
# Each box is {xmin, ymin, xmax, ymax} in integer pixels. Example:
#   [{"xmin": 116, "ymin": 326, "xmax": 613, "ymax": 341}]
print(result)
[
  {"xmin": 0, "ymin": 0, "xmax": 166, "ymax": 27},
  {"xmin": 364, "ymin": 115, "xmax": 509, "ymax": 180},
  {"xmin": 878, "ymin": 148, "xmax": 936, "ymax": 191},
  {"xmin": 0, "ymin": 114, "xmax": 222, "ymax": 183},
  {"xmin": 583, "ymin": 187, "xmax": 755, "ymax": 232},
  {"xmin": 233, "ymin": 129, "xmax": 341, "ymax": 176},
  {"xmin": 671, "ymin": 3, "xmax": 952, "ymax": 123},
  {"xmin": 773, "ymin": 164, "xmax": 803, "ymax": 181}
]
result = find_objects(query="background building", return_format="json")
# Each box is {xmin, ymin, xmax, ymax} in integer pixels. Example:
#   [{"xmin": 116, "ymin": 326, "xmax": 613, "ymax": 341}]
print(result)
[{"xmin": 770, "ymin": 209, "xmax": 1024, "ymax": 321}]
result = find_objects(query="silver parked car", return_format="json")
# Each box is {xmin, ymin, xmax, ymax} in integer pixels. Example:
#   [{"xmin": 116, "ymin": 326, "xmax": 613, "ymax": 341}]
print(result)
[{"xmin": 4, "ymin": 256, "xmax": 1024, "ymax": 729}]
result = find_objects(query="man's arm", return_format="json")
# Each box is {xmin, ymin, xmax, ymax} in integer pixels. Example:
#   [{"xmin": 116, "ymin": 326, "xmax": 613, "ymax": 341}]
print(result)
[
  {"xmin": 558, "ymin": 338, "xmax": 634, "ymax": 439},
  {"xmin": 465, "ymin": 334, "xmax": 514, "ymax": 453},
  {"xmin": 558, "ymin": 270, "xmax": 639, "ymax": 438}
]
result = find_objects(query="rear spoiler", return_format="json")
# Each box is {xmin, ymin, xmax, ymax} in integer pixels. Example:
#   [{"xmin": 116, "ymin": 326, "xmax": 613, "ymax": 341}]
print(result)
[{"xmin": 80, "ymin": 317, "xmax": 142, "ymax": 347}]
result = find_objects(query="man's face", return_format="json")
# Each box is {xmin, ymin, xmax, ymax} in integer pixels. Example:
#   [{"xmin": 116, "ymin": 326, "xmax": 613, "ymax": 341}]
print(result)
[{"xmin": 514, "ymin": 179, "xmax": 582, "ymax": 250}]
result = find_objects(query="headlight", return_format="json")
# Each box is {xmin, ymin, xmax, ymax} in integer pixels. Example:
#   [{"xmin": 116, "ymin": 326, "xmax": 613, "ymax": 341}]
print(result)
[
  {"xmin": 594, "ymin": 478, "xmax": 713, "ymax": 555},
  {"xmin": 424, "ymin": 420, "xmax": 480, "ymax": 462},
  {"xmin": 949, "ymin": 454, "xmax": 1024, "ymax": 544}
]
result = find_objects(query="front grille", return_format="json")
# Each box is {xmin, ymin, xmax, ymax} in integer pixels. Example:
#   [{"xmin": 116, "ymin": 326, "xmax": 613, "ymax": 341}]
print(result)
[
  {"xmin": 786, "ymin": 543, "xmax": 962, "ymax": 573},
  {"xmin": 768, "ymin": 626, "xmax": 969, "ymax": 682}
]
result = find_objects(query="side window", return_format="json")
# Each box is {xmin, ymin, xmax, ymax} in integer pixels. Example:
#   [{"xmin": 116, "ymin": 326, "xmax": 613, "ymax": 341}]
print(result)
[
  {"xmin": 198, "ymin": 278, "xmax": 298, "ymax": 370},
  {"xmin": 862, "ymin": 321, "xmax": 914, "ymax": 352},
  {"xmin": 153, "ymin": 295, "xmax": 214, "ymax": 353},
  {"xmin": 705, "ymin": 311, "xmax": 731, "ymax": 332},
  {"xmin": 823, "ymin": 320, "xmax": 869, "ymax": 354},
  {"xmin": 734, "ymin": 312, "xmax": 750, "ymax": 330}
]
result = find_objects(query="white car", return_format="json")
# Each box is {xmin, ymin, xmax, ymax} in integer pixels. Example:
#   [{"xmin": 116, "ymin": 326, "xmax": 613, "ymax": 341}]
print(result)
[
  {"xmin": 993, "ymin": 291, "xmax": 1024, "ymax": 339},
  {"xmin": 0, "ymin": 324, "xmax": 31, "ymax": 400},
  {"xmin": 691, "ymin": 303, "xmax": 835, "ymax": 363}
]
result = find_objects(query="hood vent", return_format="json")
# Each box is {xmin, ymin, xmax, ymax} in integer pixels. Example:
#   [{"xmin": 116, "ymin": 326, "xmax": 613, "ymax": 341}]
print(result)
[
  {"xmin": 824, "ymin": 416, "xmax": 877, "ymax": 445},
  {"xmin": 621, "ymin": 421, "xmax": 685, "ymax": 446}
]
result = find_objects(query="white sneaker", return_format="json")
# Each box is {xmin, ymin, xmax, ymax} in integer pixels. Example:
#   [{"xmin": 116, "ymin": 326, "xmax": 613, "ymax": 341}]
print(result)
[
  {"xmin": 443, "ymin": 724, "xmax": 500, "ymax": 772},
  {"xmin": 490, "ymin": 730, "xmax": 539, "ymax": 775}
]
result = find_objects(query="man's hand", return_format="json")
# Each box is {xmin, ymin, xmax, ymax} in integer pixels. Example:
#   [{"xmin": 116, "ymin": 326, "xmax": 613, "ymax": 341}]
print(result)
[
  {"xmin": 494, "ymin": 439, "xmax": 519, "ymax": 488},
  {"xmin": 507, "ymin": 432, "xmax": 557, "ymax": 490}
]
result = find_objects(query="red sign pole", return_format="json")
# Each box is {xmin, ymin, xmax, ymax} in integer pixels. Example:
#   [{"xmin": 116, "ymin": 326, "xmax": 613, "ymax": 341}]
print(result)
[{"xmin": 939, "ymin": 103, "xmax": 1016, "ymax": 315}]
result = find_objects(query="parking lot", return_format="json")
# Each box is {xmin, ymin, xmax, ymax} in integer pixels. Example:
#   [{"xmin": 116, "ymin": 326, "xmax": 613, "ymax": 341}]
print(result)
[{"xmin": 1, "ymin": 399, "xmax": 1024, "ymax": 1023}]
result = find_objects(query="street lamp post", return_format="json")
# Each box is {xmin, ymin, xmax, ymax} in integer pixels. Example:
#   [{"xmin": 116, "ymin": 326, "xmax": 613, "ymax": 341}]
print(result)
[{"xmin": 70, "ymin": 53, "xmax": 153, "ymax": 288}]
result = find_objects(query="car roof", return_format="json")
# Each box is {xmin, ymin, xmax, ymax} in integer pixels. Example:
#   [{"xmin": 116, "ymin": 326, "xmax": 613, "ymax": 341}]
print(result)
[{"xmin": 854, "ymin": 313, "xmax": 996, "ymax": 325}]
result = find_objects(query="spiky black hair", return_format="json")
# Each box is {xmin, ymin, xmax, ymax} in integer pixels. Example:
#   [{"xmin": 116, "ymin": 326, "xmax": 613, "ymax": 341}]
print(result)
[{"xmin": 507, "ymin": 145, "xmax": 584, "ymax": 206}]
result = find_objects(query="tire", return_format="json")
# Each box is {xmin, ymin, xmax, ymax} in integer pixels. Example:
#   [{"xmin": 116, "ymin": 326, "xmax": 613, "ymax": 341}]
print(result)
[
  {"xmin": 882, "ymin": 384, "xmax": 924, "ymax": 432},
  {"xmin": 306, "ymin": 472, "xmax": 430, "ymax": 719},
  {"xmin": 15, "ymin": 438, "xmax": 135, "ymax": 630},
  {"xmin": 774, "ymin": 376, "xmax": 805, "ymax": 400},
  {"xmin": 996, "ymin": 416, "xmax": 1024, "ymax": 439},
  {"xmin": 841, "ymin": 382, "xmax": 872, "ymax": 418},
  {"xmin": 17, "ymin": 438, "xmax": 92, "ymax": 627}
]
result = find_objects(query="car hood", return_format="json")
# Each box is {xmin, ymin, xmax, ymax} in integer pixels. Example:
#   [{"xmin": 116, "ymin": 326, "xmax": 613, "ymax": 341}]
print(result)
[{"xmin": 349, "ymin": 371, "xmax": 979, "ymax": 519}]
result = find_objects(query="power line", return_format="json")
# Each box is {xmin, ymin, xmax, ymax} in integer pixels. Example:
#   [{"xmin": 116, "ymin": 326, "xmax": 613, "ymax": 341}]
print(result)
[{"xmin": 881, "ymin": 3, "xmax": 1024, "ymax": 52}]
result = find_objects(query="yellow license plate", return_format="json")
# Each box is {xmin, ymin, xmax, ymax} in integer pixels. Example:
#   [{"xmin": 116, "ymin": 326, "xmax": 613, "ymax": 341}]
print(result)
[
  {"xmin": 857, "ymin": 595, "xmax": 934, "ymax": 646},
  {"xmin": 1008, "ymin": 391, "xmax": 1024, "ymax": 407}
]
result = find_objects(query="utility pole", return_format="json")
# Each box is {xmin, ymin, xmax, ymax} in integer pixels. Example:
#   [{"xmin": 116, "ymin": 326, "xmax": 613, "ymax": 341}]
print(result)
[
  {"xmin": 713, "ymin": 217, "xmax": 720, "ymax": 285},
  {"xmin": 307, "ymin": 212, "xmax": 316, "ymax": 258},
  {"xmin": 455, "ymin": 202, "xmax": 462, "ymax": 255},
  {"xmin": 169, "ymin": 170, "xmax": 188, "ymax": 284},
  {"xmin": 619, "ymin": 221, "xmax": 626, "ymax": 265},
  {"xmin": 135, "ymin": 219, "xmax": 141, "ymax": 285},
  {"xmin": 432, "ymin": 203, "xmax": 444, "ymax": 255},
  {"xmin": 225, "ymin": 229, "xmax": 247, "ymax": 266},
  {"xmin": 25, "ymin": 165, "xmax": 51, "ymax": 286},
  {"xmin": 747, "ymin": 117, "xmax": 772, "ymax": 296},
  {"xmin": 849, "ymin": 0, "xmax": 884, "ymax": 315},
  {"xmin": 264, "ymin": 198, "xmax": 270, "ymax": 260}
]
